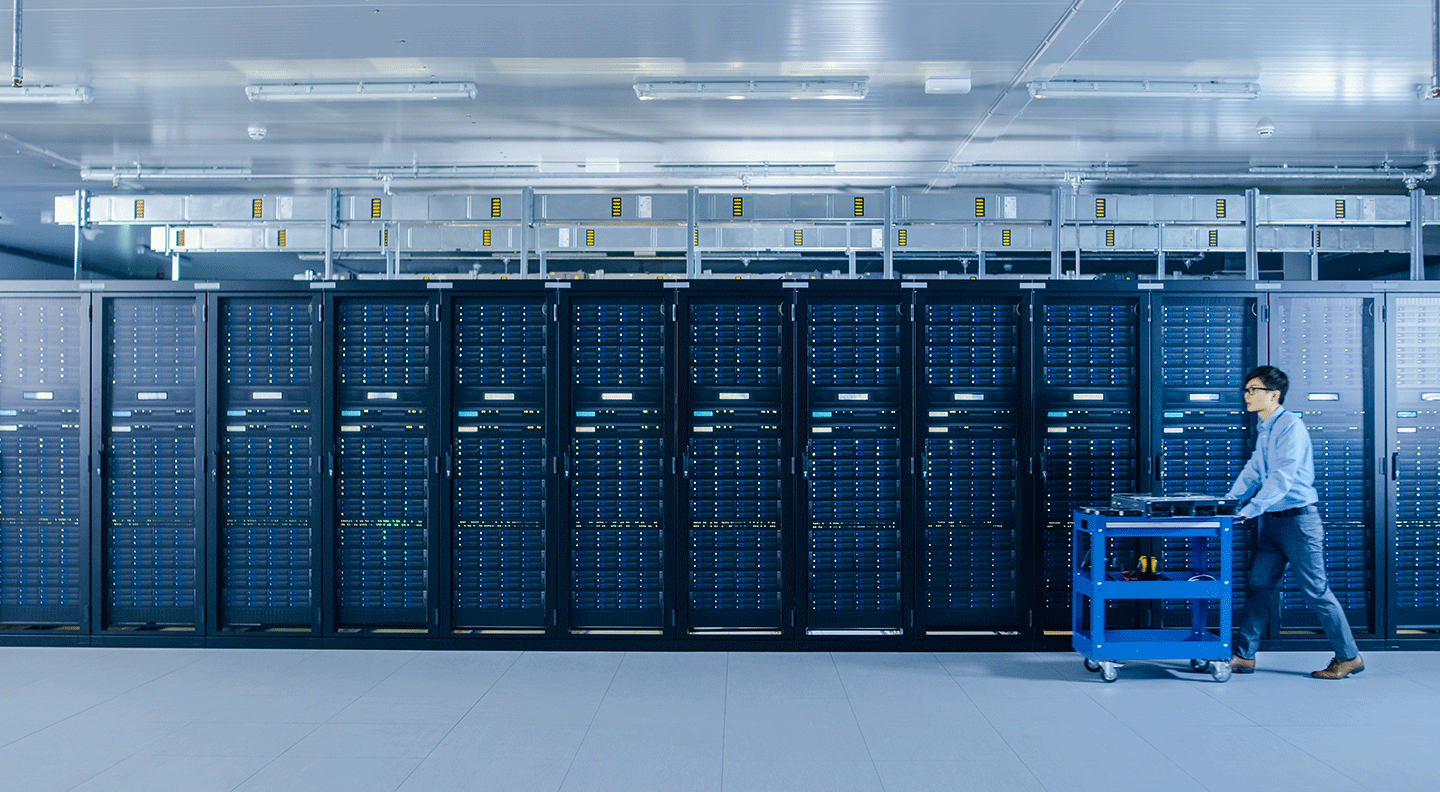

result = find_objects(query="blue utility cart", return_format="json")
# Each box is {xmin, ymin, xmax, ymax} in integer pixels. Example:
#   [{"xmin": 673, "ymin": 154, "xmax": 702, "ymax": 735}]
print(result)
[{"xmin": 1072, "ymin": 510, "xmax": 1236, "ymax": 682}]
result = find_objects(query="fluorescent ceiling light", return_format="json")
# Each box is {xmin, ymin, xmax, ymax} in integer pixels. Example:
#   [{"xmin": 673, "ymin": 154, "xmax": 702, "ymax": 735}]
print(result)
[
  {"xmin": 1027, "ymin": 79, "xmax": 1260, "ymax": 100},
  {"xmin": 0, "ymin": 85, "xmax": 93, "ymax": 104},
  {"xmin": 245, "ymin": 82, "xmax": 477, "ymax": 102},
  {"xmin": 633, "ymin": 78, "xmax": 868, "ymax": 101},
  {"xmin": 924, "ymin": 77, "xmax": 972, "ymax": 95}
]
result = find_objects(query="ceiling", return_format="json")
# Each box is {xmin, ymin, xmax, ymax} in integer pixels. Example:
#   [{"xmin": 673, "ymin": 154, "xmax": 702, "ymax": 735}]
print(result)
[{"xmin": 2, "ymin": 0, "xmax": 1439, "ymax": 277}]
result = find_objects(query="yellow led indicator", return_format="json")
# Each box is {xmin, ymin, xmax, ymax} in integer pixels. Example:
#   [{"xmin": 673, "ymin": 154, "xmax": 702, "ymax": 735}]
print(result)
[
  {"xmin": 732, "ymin": 197, "xmax": 743, "ymax": 217},
  {"xmin": 854, "ymin": 197, "xmax": 865, "ymax": 217},
  {"xmin": 383, "ymin": 229, "xmax": 389, "ymax": 247},
  {"xmin": 133, "ymin": 200, "xmax": 144, "ymax": 219},
  {"xmin": 175, "ymin": 230, "xmax": 185, "ymax": 247},
  {"xmin": 1335, "ymin": 199, "xmax": 1346, "ymax": 219},
  {"xmin": 491, "ymin": 198, "xmax": 502, "ymax": 218},
  {"xmin": 1315, "ymin": 228, "xmax": 1321, "ymax": 247},
  {"xmin": 1105, "ymin": 229, "xmax": 1115, "ymax": 247},
  {"xmin": 1209, "ymin": 230, "xmax": 1219, "ymax": 247},
  {"xmin": 694, "ymin": 228, "xmax": 700, "ymax": 246},
  {"xmin": 975, "ymin": 197, "xmax": 986, "ymax": 217},
  {"xmin": 611, "ymin": 197, "xmax": 622, "ymax": 217},
  {"xmin": 793, "ymin": 229, "xmax": 804, "ymax": 246},
  {"xmin": 371, "ymin": 198, "xmax": 382, "ymax": 218},
  {"xmin": 1001, "ymin": 229, "xmax": 1011, "ymax": 246},
  {"xmin": 1095, "ymin": 198, "xmax": 1106, "ymax": 219},
  {"xmin": 277, "ymin": 230, "xmax": 286, "ymax": 247},
  {"xmin": 897, "ymin": 228, "xmax": 907, "ymax": 246},
  {"xmin": 1215, "ymin": 199, "xmax": 1227, "ymax": 219},
  {"xmin": 252, "ymin": 198, "xmax": 263, "ymax": 219},
  {"xmin": 586, "ymin": 229, "xmax": 595, "ymax": 246},
  {"xmin": 483, "ymin": 229, "xmax": 492, "ymax": 247}
]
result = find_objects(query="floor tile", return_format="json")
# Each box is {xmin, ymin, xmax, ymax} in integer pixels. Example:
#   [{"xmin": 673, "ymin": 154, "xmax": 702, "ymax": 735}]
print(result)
[
  {"xmin": 136, "ymin": 721, "xmax": 318, "ymax": 757},
  {"xmin": 397, "ymin": 753, "xmax": 569, "ymax": 792},
  {"xmin": 68, "ymin": 754, "xmax": 270, "ymax": 792},
  {"xmin": 231, "ymin": 756, "xmax": 422, "ymax": 792},
  {"xmin": 1140, "ymin": 725, "xmax": 1369, "ymax": 792},
  {"xmin": 723, "ymin": 699, "xmax": 871, "ymax": 765},
  {"xmin": 722, "ymin": 759, "xmax": 884, "ymax": 792},
  {"xmin": 1266, "ymin": 725, "xmax": 1440, "ymax": 792},
  {"xmin": 724, "ymin": 652, "xmax": 848, "ymax": 701},
  {"xmin": 1025, "ymin": 756, "xmax": 1206, "ymax": 792},
  {"xmin": 212, "ymin": 693, "xmax": 360, "ymax": 724},
  {"xmin": 561, "ymin": 751, "xmax": 722, "ymax": 792},
  {"xmin": 329, "ymin": 694, "xmax": 479, "ymax": 725},
  {"xmin": 849, "ymin": 698, "xmax": 1015, "ymax": 761},
  {"xmin": 283, "ymin": 722, "xmax": 453, "ymax": 759},
  {"xmin": 872, "ymin": 759, "xmax": 1047, "ymax": 792}
]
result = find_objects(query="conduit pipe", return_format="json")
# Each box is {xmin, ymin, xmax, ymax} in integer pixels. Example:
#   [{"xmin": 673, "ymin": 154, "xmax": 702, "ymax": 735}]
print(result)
[{"xmin": 11, "ymin": 0, "xmax": 20, "ymax": 87}]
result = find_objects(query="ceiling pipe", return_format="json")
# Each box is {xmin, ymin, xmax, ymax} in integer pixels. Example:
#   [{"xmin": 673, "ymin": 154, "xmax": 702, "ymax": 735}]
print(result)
[
  {"xmin": 11, "ymin": 0, "xmax": 21, "ymax": 87},
  {"xmin": 1430, "ymin": 0, "xmax": 1440, "ymax": 99},
  {"xmin": 78, "ymin": 161, "xmax": 1437, "ymax": 186}
]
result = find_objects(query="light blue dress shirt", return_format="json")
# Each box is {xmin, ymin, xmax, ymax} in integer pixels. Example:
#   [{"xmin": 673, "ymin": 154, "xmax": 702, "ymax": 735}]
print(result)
[{"xmin": 1226, "ymin": 406, "xmax": 1319, "ymax": 519}]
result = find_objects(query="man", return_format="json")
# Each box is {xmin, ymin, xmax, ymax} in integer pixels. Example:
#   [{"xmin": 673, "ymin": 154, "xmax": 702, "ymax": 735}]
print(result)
[{"xmin": 1226, "ymin": 365, "xmax": 1363, "ymax": 679}]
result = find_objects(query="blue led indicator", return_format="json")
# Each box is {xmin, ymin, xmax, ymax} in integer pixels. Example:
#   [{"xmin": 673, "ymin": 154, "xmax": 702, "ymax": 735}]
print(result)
[
  {"xmin": 694, "ymin": 411, "xmax": 714, "ymax": 417},
  {"xmin": 1047, "ymin": 411, "xmax": 1067, "ymax": 418},
  {"xmin": 0, "ymin": 410, "xmax": 15, "ymax": 416},
  {"xmin": 576, "ymin": 410, "xmax": 596, "ymax": 417},
  {"xmin": 341, "ymin": 410, "xmax": 362, "ymax": 417},
  {"xmin": 112, "ymin": 411, "xmax": 132, "ymax": 417},
  {"xmin": 226, "ymin": 410, "xmax": 247, "ymax": 417},
  {"xmin": 458, "ymin": 410, "xmax": 478, "ymax": 417},
  {"xmin": 1164, "ymin": 412, "xmax": 1184, "ymax": 419},
  {"xmin": 1398, "ymin": 411, "xmax": 1418, "ymax": 418},
  {"xmin": 813, "ymin": 411, "xmax": 832, "ymax": 418}
]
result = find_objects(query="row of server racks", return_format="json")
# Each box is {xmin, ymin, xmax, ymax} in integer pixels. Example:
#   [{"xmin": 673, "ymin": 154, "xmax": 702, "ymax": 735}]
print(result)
[{"xmin": 0, "ymin": 278, "xmax": 1435, "ymax": 650}]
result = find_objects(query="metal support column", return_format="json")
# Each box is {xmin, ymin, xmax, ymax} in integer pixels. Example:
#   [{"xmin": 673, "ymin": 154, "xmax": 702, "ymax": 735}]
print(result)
[
  {"xmin": 538, "ymin": 250, "xmax": 547, "ymax": 279},
  {"xmin": 520, "ymin": 186, "xmax": 534, "ymax": 277},
  {"xmin": 883, "ymin": 186, "xmax": 897, "ymax": 279},
  {"xmin": 11, "ymin": 0, "xmax": 21, "ymax": 87},
  {"xmin": 323, "ymin": 187, "xmax": 338, "ymax": 280},
  {"xmin": 1311, "ymin": 224, "xmax": 1320, "ymax": 280},
  {"xmin": 847, "ymin": 249, "xmax": 857, "ymax": 278},
  {"xmin": 1156, "ymin": 222, "xmax": 1166, "ymax": 279},
  {"xmin": 686, "ymin": 187, "xmax": 700, "ymax": 278},
  {"xmin": 170, "ymin": 253, "xmax": 180, "ymax": 281},
  {"xmin": 1412, "ymin": 187, "xmax": 1427, "ymax": 280},
  {"xmin": 1051, "ymin": 187, "xmax": 1064, "ymax": 278},
  {"xmin": 71, "ymin": 188, "xmax": 86, "ymax": 279},
  {"xmin": 1244, "ymin": 187, "xmax": 1260, "ymax": 280},
  {"xmin": 976, "ymin": 221, "xmax": 987, "ymax": 278}
]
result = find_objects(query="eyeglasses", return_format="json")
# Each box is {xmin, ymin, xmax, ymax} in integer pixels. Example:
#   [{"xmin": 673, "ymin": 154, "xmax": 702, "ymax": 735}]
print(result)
[{"xmin": 1242, "ymin": 387, "xmax": 1278, "ymax": 395}]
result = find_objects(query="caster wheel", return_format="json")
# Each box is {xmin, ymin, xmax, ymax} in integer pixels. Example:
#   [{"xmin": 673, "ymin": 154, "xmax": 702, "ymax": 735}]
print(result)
[
  {"xmin": 1190, "ymin": 658, "xmax": 1210, "ymax": 672},
  {"xmin": 1210, "ymin": 661, "xmax": 1232, "ymax": 682},
  {"xmin": 1084, "ymin": 659, "xmax": 1102, "ymax": 672},
  {"xmin": 1100, "ymin": 661, "xmax": 1119, "ymax": 683}
]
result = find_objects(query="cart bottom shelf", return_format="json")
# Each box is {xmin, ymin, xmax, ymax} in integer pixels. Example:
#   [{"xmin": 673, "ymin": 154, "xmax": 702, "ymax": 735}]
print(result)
[{"xmin": 1074, "ymin": 628, "xmax": 1230, "ymax": 662}]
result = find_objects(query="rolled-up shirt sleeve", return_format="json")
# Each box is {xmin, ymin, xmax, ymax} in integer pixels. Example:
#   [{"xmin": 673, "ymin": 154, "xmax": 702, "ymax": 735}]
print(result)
[
  {"xmin": 1235, "ymin": 421, "xmax": 1305, "ymax": 519},
  {"xmin": 1226, "ymin": 449, "xmax": 1263, "ymax": 505}
]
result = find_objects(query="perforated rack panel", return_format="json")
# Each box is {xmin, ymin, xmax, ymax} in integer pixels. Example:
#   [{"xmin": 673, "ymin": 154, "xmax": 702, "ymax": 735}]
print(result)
[
  {"xmin": 452, "ymin": 299, "xmax": 548, "ymax": 629},
  {"xmin": 1391, "ymin": 296, "xmax": 1440, "ymax": 629},
  {"xmin": 685, "ymin": 300, "xmax": 785, "ymax": 632},
  {"xmin": 1273, "ymin": 296, "xmax": 1374, "ymax": 631},
  {"xmin": 804, "ymin": 301, "xmax": 902, "ymax": 632},
  {"xmin": 1038, "ymin": 298, "xmax": 1138, "ymax": 630},
  {"xmin": 334, "ymin": 299, "xmax": 432, "ymax": 628},
  {"xmin": 102, "ymin": 298, "xmax": 203, "ymax": 629},
  {"xmin": 217, "ymin": 298, "xmax": 318, "ymax": 630},
  {"xmin": 1155, "ymin": 297, "xmax": 1256, "ymax": 627},
  {"xmin": 0, "ymin": 297, "xmax": 85, "ymax": 627},
  {"xmin": 920, "ymin": 299, "xmax": 1020, "ymax": 629},
  {"xmin": 569, "ymin": 300, "xmax": 665, "ymax": 629}
]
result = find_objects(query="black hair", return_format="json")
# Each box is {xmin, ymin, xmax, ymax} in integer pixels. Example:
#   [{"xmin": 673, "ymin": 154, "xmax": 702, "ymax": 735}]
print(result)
[{"xmin": 1243, "ymin": 365, "xmax": 1289, "ymax": 404}]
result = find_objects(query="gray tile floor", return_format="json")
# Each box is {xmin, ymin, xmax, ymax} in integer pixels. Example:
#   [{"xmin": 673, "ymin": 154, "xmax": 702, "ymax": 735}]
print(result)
[{"xmin": 0, "ymin": 647, "xmax": 1436, "ymax": 792}]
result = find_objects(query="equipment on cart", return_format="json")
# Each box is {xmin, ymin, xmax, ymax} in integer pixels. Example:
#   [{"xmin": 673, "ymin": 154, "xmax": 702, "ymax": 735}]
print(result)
[{"xmin": 1109, "ymin": 493, "xmax": 1239, "ymax": 517}]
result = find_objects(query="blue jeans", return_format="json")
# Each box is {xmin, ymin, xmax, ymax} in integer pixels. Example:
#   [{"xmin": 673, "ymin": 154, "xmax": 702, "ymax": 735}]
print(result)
[{"xmin": 1234, "ymin": 508, "xmax": 1360, "ymax": 661}]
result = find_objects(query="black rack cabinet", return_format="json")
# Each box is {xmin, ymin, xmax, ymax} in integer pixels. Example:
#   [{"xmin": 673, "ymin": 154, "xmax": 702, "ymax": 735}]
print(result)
[
  {"xmin": 567, "ymin": 299, "xmax": 667, "ymax": 631},
  {"xmin": 802, "ymin": 298, "xmax": 904, "ymax": 634},
  {"xmin": 99, "ymin": 297, "xmax": 205, "ymax": 631},
  {"xmin": 0, "ymin": 297, "xmax": 87, "ymax": 629},
  {"xmin": 214, "ymin": 297, "xmax": 321, "ymax": 632},
  {"xmin": 682, "ymin": 297, "xmax": 787, "ymax": 634},
  {"xmin": 918, "ymin": 296, "xmax": 1022, "ymax": 631},
  {"xmin": 332, "ymin": 298, "xmax": 436, "ymax": 630},
  {"xmin": 451, "ymin": 298, "xmax": 549, "ymax": 630},
  {"xmin": 1388, "ymin": 295, "xmax": 1440, "ymax": 633},
  {"xmin": 1154, "ymin": 296, "xmax": 1257, "ymax": 627},
  {"xmin": 1036, "ymin": 296, "xmax": 1141, "ymax": 631},
  {"xmin": 1271, "ymin": 295, "xmax": 1376, "ymax": 635}
]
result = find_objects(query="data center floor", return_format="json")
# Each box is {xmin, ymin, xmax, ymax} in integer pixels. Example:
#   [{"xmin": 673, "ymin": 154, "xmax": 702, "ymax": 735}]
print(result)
[{"xmin": 0, "ymin": 646, "xmax": 1436, "ymax": 792}]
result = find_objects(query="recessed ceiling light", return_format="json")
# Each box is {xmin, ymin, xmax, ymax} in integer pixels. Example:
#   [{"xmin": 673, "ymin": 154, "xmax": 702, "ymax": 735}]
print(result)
[
  {"xmin": 924, "ymin": 77, "xmax": 972, "ymax": 95},
  {"xmin": 1027, "ymin": 79, "xmax": 1260, "ymax": 100},
  {"xmin": 0, "ymin": 85, "xmax": 93, "ymax": 104},
  {"xmin": 245, "ymin": 82, "xmax": 478, "ymax": 102},
  {"xmin": 633, "ymin": 78, "xmax": 868, "ymax": 101}
]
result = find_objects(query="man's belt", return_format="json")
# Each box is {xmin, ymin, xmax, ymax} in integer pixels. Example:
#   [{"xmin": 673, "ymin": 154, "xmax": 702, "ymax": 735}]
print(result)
[{"xmin": 1266, "ymin": 505, "xmax": 1318, "ymax": 518}]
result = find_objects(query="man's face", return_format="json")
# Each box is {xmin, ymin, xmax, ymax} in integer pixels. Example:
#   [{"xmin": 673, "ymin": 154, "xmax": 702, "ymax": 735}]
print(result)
[{"xmin": 1242, "ymin": 378, "xmax": 1280, "ymax": 413}]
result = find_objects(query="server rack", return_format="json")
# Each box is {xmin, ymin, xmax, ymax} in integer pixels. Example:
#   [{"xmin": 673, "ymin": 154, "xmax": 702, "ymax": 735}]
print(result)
[
  {"xmin": 916, "ymin": 289, "xmax": 1024, "ymax": 632},
  {"xmin": 97, "ymin": 296, "xmax": 206, "ymax": 634},
  {"xmin": 564, "ymin": 292, "xmax": 669, "ymax": 632},
  {"xmin": 212, "ymin": 295, "xmax": 323, "ymax": 633},
  {"xmin": 330, "ymin": 296, "xmax": 439, "ymax": 632},
  {"xmin": 1270, "ymin": 295, "xmax": 1377, "ymax": 637},
  {"xmin": 449, "ymin": 295, "xmax": 551, "ymax": 632},
  {"xmin": 799, "ymin": 289, "xmax": 907, "ymax": 635},
  {"xmin": 1152, "ymin": 294, "xmax": 1258, "ymax": 628},
  {"xmin": 1034, "ymin": 294, "xmax": 1143, "ymax": 632},
  {"xmin": 680, "ymin": 288, "xmax": 790, "ymax": 635},
  {"xmin": 1386, "ymin": 295, "xmax": 1440, "ymax": 637},
  {"xmin": 0, "ymin": 296, "xmax": 88, "ymax": 633}
]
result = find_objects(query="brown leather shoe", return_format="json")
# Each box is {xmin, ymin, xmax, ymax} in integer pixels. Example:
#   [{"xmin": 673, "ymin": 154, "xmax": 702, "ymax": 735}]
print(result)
[
  {"xmin": 1311, "ymin": 654, "xmax": 1365, "ymax": 679},
  {"xmin": 1229, "ymin": 654, "xmax": 1256, "ymax": 674}
]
